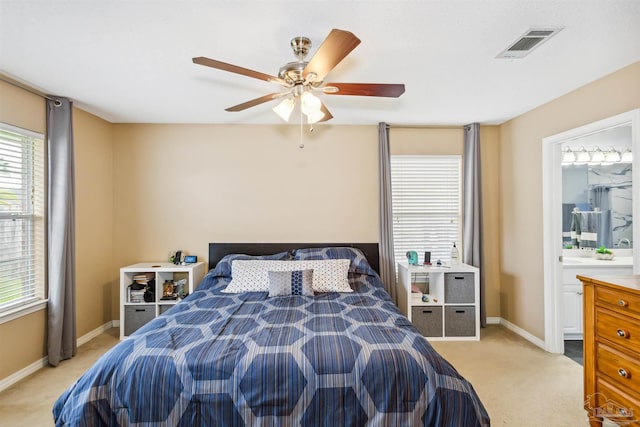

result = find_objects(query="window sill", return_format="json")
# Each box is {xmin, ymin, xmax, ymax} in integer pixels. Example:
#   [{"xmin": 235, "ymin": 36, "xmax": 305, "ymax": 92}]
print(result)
[{"xmin": 0, "ymin": 300, "xmax": 48, "ymax": 325}]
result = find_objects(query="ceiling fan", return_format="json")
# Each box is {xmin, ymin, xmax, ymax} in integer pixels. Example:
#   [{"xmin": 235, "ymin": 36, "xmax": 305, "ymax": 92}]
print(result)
[{"xmin": 192, "ymin": 29, "xmax": 405, "ymax": 124}]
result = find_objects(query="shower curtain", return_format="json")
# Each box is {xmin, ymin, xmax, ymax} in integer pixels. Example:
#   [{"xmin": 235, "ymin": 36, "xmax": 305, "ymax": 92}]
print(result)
[{"xmin": 592, "ymin": 186, "xmax": 612, "ymax": 248}]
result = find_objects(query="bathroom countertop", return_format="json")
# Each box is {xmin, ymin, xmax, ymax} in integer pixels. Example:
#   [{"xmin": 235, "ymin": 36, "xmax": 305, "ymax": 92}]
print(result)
[{"xmin": 562, "ymin": 256, "xmax": 634, "ymax": 267}]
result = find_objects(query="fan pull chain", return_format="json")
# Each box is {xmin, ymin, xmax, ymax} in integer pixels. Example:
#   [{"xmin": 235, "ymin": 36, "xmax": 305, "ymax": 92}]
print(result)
[{"xmin": 299, "ymin": 105, "xmax": 304, "ymax": 148}]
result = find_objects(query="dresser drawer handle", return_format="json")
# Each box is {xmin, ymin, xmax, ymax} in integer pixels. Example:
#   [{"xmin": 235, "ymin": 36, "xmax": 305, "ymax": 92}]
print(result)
[
  {"xmin": 619, "ymin": 408, "xmax": 629, "ymax": 417},
  {"xmin": 617, "ymin": 329, "xmax": 630, "ymax": 338},
  {"xmin": 618, "ymin": 368, "xmax": 630, "ymax": 378},
  {"xmin": 618, "ymin": 299, "xmax": 628, "ymax": 307}
]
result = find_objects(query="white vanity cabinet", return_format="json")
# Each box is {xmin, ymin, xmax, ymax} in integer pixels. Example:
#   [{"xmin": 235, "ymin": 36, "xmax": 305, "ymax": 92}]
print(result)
[
  {"xmin": 562, "ymin": 282, "xmax": 584, "ymax": 338},
  {"xmin": 562, "ymin": 260, "xmax": 633, "ymax": 340}
]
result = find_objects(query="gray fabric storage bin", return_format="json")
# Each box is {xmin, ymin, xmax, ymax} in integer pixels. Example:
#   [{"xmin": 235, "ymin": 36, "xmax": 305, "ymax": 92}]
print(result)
[
  {"xmin": 444, "ymin": 306, "xmax": 476, "ymax": 337},
  {"xmin": 444, "ymin": 273, "xmax": 475, "ymax": 303},
  {"xmin": 124, "ymin": 305, "xmax": 155, "ymax": 335},
  {"xmin": 158, "ymin": 304, "xmax": 174, "ymax": 315},
  {"xmin": 411, "ymin": 306, "xmax": 443, "ymax": 337}
]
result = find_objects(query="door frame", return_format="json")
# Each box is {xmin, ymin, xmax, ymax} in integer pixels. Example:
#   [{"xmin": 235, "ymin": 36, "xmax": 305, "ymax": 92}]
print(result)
[{"xmin": 542, "ymin": 109, "xmax": 640, "ymax": 354}]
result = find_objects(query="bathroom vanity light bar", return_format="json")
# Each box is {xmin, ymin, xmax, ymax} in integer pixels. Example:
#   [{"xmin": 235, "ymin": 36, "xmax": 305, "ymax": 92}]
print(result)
[{"xmin": 562, "ymin": 146, "xmax": 632, "ymax": 166}]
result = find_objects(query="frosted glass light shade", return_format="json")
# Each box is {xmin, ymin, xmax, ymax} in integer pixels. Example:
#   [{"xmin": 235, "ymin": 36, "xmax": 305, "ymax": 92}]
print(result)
[
  {"xmin": 604, "ymin": 149, "xmax": 621, "ymax": 162},
  {"xmin": 306, "ymin": 110, "xmax": 325, "ymax": 124},
  {"xmin": 272, "ymin": 98, "xmax": 295, "ymax": 122},
  {"xmin": 575, "ymin": 149, "xmax": 591, "ymax": 164},
  {"xmin": 562, "ymin": 149, "xmax": 576, "ymax": 163},
  {"xmin": 589, "ymin": 149, "xmax": 605, "ymax": 164},
  {"xmin": 621, "ymin": 149, "xmax": 633, "ymax": 163},
  {"xmin": 300, "ymin": 92, "xmax": 322, "ymax": 115}
]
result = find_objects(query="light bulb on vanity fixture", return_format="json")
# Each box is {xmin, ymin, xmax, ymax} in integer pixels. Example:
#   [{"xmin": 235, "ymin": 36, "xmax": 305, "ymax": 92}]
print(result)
[
  {"xmin": 588, "ymin": 147, "xmax": 605, "ymax": 165},
  {"xmin": 621, "ymin": 148, "xmax": 633, "ymax": 163},
  {"xmin": 562, "ymin": 147, "xmax": 576, "ymax": 165},
  {"xmin": 574, "ymin": 147, "xmax": 591, "ymax": 164},
  {"xmin": 604, "ymin": 147, "xmax": 621, "ymax": 163}
]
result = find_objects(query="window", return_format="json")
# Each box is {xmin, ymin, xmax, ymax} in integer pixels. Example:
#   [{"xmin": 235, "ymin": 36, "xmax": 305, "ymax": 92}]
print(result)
[
  {"xmin": 391, "ymin": 155, "xmax": 461, "ymax": 266},
  {"xmin": 0, "ymin": 123, "xmax": 46, "ymax": 318}
]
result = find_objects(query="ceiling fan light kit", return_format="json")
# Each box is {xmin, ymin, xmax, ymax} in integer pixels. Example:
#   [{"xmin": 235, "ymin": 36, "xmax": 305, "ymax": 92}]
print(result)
[{"xmin": 193, "ymin": 29, "xmax": 405, "ymax": 124}]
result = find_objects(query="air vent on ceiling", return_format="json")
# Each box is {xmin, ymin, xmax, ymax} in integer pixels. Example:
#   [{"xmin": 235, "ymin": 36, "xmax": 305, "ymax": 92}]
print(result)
[{"xmin": 496, "ymin": 28, "xmax": 563, "ymax": 59}]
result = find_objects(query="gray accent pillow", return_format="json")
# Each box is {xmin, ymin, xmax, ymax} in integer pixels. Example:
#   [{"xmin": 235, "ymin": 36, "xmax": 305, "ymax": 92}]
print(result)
[{"xmin": 268, "ymin": 269, "xmax": 314, "ymax": 297}]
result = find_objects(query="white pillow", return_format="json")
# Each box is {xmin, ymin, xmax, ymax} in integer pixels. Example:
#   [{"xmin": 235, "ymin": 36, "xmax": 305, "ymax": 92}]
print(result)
[{"xmin": 223, "ymin": 259, "xmax": 352, "ymax": 293}]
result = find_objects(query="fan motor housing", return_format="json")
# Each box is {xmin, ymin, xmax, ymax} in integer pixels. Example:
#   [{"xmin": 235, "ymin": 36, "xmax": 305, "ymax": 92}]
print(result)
[{"xmin": 278, "ymin": 61, "xmax": 308, "ymax": 84}]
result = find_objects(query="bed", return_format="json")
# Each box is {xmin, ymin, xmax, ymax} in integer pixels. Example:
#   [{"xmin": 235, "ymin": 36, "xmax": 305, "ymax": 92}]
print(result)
[{"xmin": 53, "ymin": 243, "xmax": 489, "ymax": 426}]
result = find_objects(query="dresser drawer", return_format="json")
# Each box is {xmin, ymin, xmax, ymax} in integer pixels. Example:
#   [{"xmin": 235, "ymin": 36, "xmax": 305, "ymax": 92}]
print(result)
[
  {"xmin": 596, "ymin": 308, "xmax": 640, "ymax": 355},
  {"xmin": 594, "ymin": 377, "xmax": 639, "ymax": 424},
  {"xmin": 597, "ymin": 286, "xmax": 640, "ymax": 317},
  {"xmin": 597, "ymin": 343, "xmax": 640, "ymax": 394}
]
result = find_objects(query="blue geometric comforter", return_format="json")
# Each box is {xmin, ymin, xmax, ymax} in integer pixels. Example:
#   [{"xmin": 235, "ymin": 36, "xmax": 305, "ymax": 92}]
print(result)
[{"xmin": 53, "ymin": 272, "xmax": 490, "ymax": 426}]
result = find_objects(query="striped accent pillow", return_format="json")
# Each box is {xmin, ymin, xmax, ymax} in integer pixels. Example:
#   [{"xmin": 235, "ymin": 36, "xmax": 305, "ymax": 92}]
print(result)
[{"xmin": 268, "ymin": 269, "xmax": 314, "ymax": 297}]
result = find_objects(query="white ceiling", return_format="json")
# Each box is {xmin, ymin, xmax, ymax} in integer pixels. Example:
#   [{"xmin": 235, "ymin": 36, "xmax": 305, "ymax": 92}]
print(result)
[{"xmin": 1, "ymin": 1, "xmax": 639, "ymax": 126}]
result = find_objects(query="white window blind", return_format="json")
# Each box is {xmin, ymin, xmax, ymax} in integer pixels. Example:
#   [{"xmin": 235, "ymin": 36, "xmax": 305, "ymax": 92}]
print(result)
[
  {"xmin": 0, "ymin": 124, "xmax": 46, "ymax": 315},
  {"xmin": 390, "ymin": 155, "xmax": 461, "ymax": 265}
]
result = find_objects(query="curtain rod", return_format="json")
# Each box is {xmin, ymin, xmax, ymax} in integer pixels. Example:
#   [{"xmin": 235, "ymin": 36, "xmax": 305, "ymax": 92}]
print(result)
[
  {"xmin": 0, "ymin": 74, "xmax": 62, "ymax": 106},
  {"xmin": 385, "ymin": 124, "xmax": 463, "ymax": 130}
]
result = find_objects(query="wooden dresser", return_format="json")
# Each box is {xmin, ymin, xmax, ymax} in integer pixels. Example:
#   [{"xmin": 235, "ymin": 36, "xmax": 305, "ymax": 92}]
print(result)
[{"xmin": 579, "ymin": 274, "xmax": 640, "ymax": 426}]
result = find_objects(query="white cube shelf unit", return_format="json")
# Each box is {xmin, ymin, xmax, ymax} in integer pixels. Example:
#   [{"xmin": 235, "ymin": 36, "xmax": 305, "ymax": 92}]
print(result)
[
  {"xmin": 397, "ymin": 262, "xmax": 480, "ymax": 341},
  {"xmin": 119, "ymin": 262, "xmax": 206, "ymax": 339}
]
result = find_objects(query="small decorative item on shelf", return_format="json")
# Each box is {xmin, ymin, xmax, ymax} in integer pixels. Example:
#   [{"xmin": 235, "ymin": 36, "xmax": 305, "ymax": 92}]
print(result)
[
  {"xmin": 450, "ymin": 242, "xmax": 460, "ymax": 265},
  {"xmin": 143, "ymin": 285, "xmax": 155, "ymax": 302},
  {"xmin": 406, "ymin": 251, "xmax": 419, "ymax": 265},
  {"xmin": 594, "ymin": 245, "xmax": 615, "ymax": 260},
  {"xmin": 162, "ymin": 280, "xmax": 175, "ymax": 298},
  {"xmin": 128, "ymin": 284, "xmax": 145, "ymax": 303},
  {"xmin": 174, "ymin": 279, "xmax": 187, "ymax": 298}
]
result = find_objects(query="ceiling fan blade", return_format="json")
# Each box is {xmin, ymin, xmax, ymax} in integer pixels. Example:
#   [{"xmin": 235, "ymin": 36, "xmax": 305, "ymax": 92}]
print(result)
[
  {"xmin": 225, "ymin": 92, "xmax": 288, "ymax": 112},
  {"xmin": 193, "ymin": 57, "xmax": 288, "ymax": 86},
  {"xmin": 318, "ymin": 102, "xmax": 333, "ymax": 122},
  {"xmin": 303, "ymin": 29, "xmax": 361, "ymax": 81},
  {"xmin": 323, "ymin": 83, "xmax": 405, "ymax": 97}
]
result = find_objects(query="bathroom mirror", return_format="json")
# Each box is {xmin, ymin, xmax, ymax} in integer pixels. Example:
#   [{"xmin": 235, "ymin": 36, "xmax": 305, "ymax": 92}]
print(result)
[{"xmin": 561, "ymin": 125, "xmax": 633, "ymax": 249}]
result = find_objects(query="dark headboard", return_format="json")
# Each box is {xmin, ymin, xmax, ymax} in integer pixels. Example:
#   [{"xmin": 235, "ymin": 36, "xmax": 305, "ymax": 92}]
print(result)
[{"xmin": 208, "ymin": 243, "xmax": 380, "ymax": 274}]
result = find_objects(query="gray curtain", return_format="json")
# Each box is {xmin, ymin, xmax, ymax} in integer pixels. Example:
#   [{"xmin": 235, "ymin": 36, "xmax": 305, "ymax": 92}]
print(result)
[
  {"xmin": 47, "ymin": 97, "xmax": 77, "ymax": 366},
  {"xmin": 463, "ymin": 123, "xmax": 486, "ymax": 327},
  {"xmin": 378, "ymin": 122, "xmax": 396, "ymax": 301}
]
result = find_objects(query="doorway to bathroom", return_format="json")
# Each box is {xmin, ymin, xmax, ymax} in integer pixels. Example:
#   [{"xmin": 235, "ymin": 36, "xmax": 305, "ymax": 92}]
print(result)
[{"xmin": 542, "ymin": 109, "xmax": 640, "ymax": 354}]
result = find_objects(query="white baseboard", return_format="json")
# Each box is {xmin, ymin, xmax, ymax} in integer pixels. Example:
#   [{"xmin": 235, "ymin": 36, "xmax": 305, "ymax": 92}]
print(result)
[
  {"xmin": 0, "ymin": 320, "xmax": 117, "ymax": 393},
  {"xmin": 0, "ymin": 356, "xmax": 48, "ymax": 393},
  {"xmin": 493, "ymin": 317, "xmax": 546, "ymax": 350},
  {"xmin": 77, "ymin": 321, "xmax": 115, "ymax": 346}
]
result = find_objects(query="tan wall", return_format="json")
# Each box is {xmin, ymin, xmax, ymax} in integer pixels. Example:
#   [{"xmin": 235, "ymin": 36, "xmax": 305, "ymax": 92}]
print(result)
[
  {"xmin": 390, "ymin": 127, "xmax": 463, "ymax": 155},
  {"xmin": 74, "ymin": 108, "xmax": 115, "ymax": 336},
  {"xmin": 0, "ymin": 80, "xmax": 48, "ymax": 380},
  {"xmin": 499, "ymin": 61, "xmax": 640, "ymax": 340},
  {"xmin": 0, "ymin": 81, "xmax": 45, "ymax": 133},
  {"xmin": 0, "ymin": 80, "xmax": 114, "ymax": 381},
  {"xmin": 111, "ymin": 124, "xmax": 379, "ymax": 316},
  {"xmin": 480, "ymin": 126, "xmax": 501, "ymax": 319}
]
